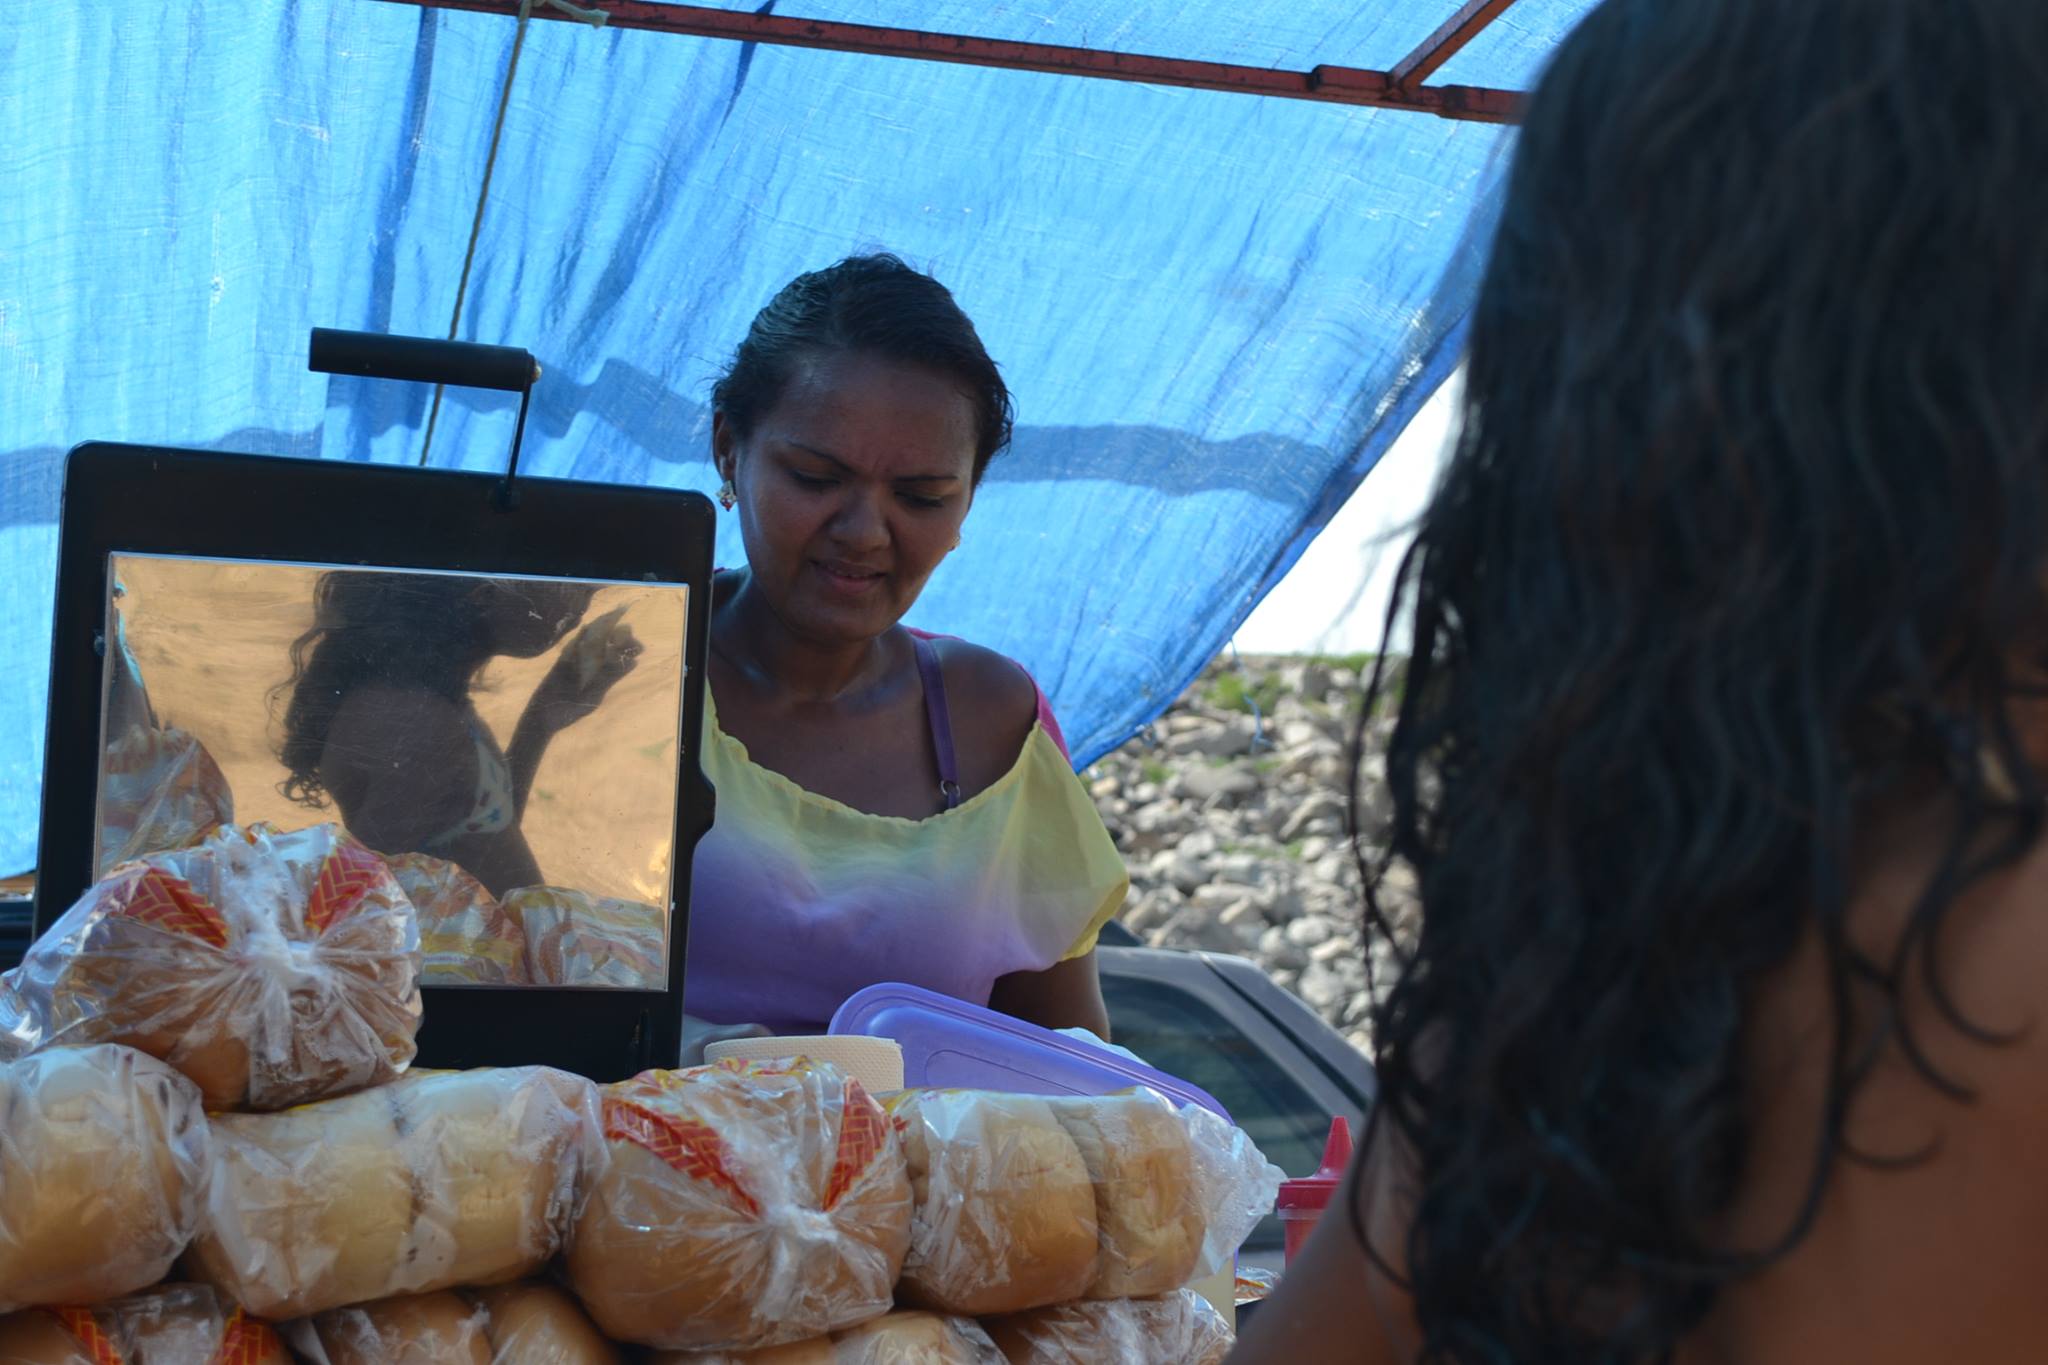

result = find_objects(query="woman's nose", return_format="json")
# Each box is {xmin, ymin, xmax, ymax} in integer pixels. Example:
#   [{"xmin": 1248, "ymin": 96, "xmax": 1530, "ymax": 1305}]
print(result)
[{"xmin": 830, "ymin": 487, "xmax": 890, "ymax": 548}]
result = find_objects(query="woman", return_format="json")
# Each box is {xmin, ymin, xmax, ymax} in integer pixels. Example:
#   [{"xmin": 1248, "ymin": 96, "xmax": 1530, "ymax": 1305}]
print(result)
[
  {"xmin": 277, "ymin": 571, "xmax": 641, "ymax": 896},
  {"xmin": 1236, "ymin": 1, "xmax": 2048, "ymax": 1361},
  {"xmin": 682, "ymin": 255, "xmax": 1125, "ymax": 1047}
]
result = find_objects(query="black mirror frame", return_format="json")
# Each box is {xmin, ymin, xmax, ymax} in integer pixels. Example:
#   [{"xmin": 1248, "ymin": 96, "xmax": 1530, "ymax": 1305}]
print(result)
[{"xmin": 33, "ymin": 442, "xmax": 715, "ymax": 1081}]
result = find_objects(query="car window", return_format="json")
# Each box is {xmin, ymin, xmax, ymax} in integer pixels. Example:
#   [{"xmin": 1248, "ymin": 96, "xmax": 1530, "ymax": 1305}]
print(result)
[{"xmin": 1104, "ymin": 975, "xmax": 1350, "ymax": 1249}]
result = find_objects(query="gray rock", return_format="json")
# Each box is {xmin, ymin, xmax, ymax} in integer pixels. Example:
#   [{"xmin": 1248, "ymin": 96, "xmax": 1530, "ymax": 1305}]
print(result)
[
  {"xmin": 1179, "ymin": 764, "xmax": 1261, "ymax": 805},
  {"xmin": 1211, "ymin": 852, "xmax": 1267, "ymax": 885},
  {"xmin": 1191, "ymin": 881, "xmax": 1263, "ymax": 913},
  {"xmin": 1259, "ymin": 925, "xmax": 1307, "ymax": 970},
  {"xmin": 1280, "ymin": 791, "xmax": 1347, "ymax": 844},
  {"xmin": 1286, "ymin": 915, "xmax": 1336, "ymax": 949},
  {"xmin": 1299, "ymin": 961, "xmax": 1346, "ymax": 1012}
]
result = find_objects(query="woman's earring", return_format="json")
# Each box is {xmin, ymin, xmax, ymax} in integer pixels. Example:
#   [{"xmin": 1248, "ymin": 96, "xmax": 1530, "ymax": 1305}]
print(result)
[
  {"xmin": 717, "ymin": 478, "xmax": 737, "ymax": 511},
  {"xmin": 951, "ymin": 534, "xmax": 963, "ymax": 550}
]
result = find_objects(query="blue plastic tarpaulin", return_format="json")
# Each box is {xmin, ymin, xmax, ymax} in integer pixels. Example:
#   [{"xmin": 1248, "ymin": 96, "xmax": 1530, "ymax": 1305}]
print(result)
[{"xmin": 0, "ymin": 0, "xmax": 1595, "ymax": 874}]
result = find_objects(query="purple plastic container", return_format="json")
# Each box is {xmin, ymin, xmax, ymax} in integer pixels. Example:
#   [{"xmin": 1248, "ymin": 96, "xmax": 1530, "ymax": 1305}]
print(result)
[{"xmin": 829, "ymin": 981, "xmax": 1231, "ymax": 1121}]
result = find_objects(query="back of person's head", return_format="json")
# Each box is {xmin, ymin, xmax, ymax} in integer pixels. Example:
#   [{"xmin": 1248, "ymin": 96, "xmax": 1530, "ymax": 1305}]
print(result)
[
  {"xmin": 1361, "ymin": 0, "xmax": 2048, "ymax": 1359},
  {"xmin": 274, "ymin": 572, "xmax": 488, "ymax": 806},
  {"xmin": 712, "ymin": 253, "xmax": 1015, "ymax": 483}
]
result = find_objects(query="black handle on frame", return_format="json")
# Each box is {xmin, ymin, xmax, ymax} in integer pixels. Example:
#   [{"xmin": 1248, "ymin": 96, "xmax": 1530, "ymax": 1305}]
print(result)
[{"xmin": 309, "ymin": 327, "xmax": 538, "ymax": 394}]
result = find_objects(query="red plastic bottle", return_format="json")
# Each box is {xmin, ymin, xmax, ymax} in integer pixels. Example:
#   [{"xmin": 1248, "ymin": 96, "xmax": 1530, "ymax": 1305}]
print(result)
[{"xmin": 1276, "ymin": 1116, "xmax": 1355, "ymax": 1263}]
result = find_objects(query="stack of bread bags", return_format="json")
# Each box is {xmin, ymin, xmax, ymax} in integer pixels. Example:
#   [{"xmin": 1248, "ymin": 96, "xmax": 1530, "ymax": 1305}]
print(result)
[{"xmin": 0, "ymin": 822, "xmax": 621, "ymax": 1362}]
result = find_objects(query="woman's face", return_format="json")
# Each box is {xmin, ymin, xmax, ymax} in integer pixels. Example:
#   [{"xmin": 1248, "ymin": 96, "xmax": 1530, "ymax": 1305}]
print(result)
[{"xmin": 715, "ymin": 349, "xmax": 977, "ymax": 648}]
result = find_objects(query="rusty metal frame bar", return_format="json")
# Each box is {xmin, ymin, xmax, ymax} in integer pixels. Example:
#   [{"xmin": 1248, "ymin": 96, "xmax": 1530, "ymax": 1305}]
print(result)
[
  {"xmin": 374, "ymin": 0, "xmax": 1525, "ymax": 124},
  {"xmin": 1390, "ymin": 0, "xmax": 1521, "ymax": 91}
]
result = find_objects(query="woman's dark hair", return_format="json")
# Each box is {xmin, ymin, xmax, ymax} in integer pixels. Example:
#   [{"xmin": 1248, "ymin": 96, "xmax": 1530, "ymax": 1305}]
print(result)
[
  {"xmin": 275, "ymin": 572, "xmax": 490, "ymax": 806},
  {"xmin": 712, "ymin": 253, "xmax": 1015, "ymax": 482},
  {"xmin": 1352, "ymin": 0, "xmax": 2048, "ymax": 1360}
]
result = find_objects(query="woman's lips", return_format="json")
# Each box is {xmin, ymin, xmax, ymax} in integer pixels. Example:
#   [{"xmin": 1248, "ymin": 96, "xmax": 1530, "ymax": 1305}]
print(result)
[{"xmin": 812, "ymin": 560, "xmax": 885, "ymax": 596}]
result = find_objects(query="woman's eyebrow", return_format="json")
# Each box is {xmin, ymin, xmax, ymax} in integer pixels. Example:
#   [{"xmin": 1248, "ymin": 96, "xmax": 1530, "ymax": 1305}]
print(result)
[{"xmin": 785, "ymin": 440, "xmax": 962, "ymax": 484}]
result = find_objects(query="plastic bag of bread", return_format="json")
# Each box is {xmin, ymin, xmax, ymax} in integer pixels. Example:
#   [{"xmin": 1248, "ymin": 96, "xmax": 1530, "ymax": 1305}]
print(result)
[
  {"xmin": 185, "ymin": 1066, "xmax": 602, "ymax": 1319},
  {"xmin": 983, "ymin": 1291, "xmax": 1233, "ymax": 1365},
  {"xmin": 567, "ymin": 1059, "xmax": 912, "ymax": 1350},
  {"xmin": 504, "ymin": 887, "xmax": 664, "ymax": 988},
  {"xmin": 298, "ymin": 1283, "xmax": 618, "ymax": 1365},
  {"xmin": 650, "ymin": 1313, "xmax": 998, "ymax": 1364},
  {"xmin": 883, "ymin": 1091, "xmax": 1098, "ymax": 1315},
  {"xmin": 385, "ymin": 854, "xmax": 529, "ymax": 985},
  {"xmin": 0, "ymin": 823, "xmax": 422, "ymax": 1110},
  {"xmin": 0, "ymin": 1045, "xmax": 209, "ymax": 1312},
  {"xmin": 0, "ymin": 1284, "xmax": 290, "ymax": 1364},
  {"xmin": 95, "ymin": 725, "xmax": 235, "ymax": 876},
  {"xmin": 1177, "ymin": 1099, "xmax": 1285, "ymax": 1280}
]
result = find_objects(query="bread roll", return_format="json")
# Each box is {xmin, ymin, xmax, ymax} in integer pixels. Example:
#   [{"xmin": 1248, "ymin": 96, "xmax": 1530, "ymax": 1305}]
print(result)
[
  {"xmin": 0, "ymin": 1286, "xmax": 291, "ymax": 1365},
  {"xmin": 0, "ymin": 823, "xmax": 422, "ymax": 1110},
  {"xmin": 385, "ymin": 854, "xmax": 528, "ymax": 986},
  {"xmin": 184, "ymin": 1080, "xmax": 412, "ymax": 1318},
  {"xmin": 1047, "ymin": 1092, "xmax": 1203, "ymax": 1298},
  {"xmin": 831, "ymin": 1312, "xmax": 1004, "ymax": 1363},
  {"xmin": 471, "ymin": 1282, "xmax": 619, "ymax": 1364},
  {"xmin": 313, "ymin": 1292, "xmax": 490, "ymax": 1365},
  {"xmin": 187, "ymin": 1067, "xmax": 600, "ymax": 1319},
  {"xmin": 885, "ymin": 1091, "xmax": 1097, "ymax": 1315},
  {"xmin": 983, "ymin": 1291, "xmax": 1233, "ymax": 1365},
  {"xmin": 400, "ymin": 1067, "xmax": 598, "ymax": 1290},
  {"xmin": 566, "ymin": 1059, "xmax": 911, "ymax": 1350},
  {"xmin": 0, "ymin": 1046, "xmax": 208, "ymax": 1311}
]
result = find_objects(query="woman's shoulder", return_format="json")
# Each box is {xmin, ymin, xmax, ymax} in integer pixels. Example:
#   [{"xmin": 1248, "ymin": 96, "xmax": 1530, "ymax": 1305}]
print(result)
[{"xmin": 911, "ymin": 631, "xmax": 1065, "ymax": 774}]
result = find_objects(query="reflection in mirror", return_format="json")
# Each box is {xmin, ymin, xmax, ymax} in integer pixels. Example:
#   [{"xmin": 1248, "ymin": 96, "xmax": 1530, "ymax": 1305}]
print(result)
[{"xmin": 95, "ymin": 555, "xmax": 689, "ymax": 991}]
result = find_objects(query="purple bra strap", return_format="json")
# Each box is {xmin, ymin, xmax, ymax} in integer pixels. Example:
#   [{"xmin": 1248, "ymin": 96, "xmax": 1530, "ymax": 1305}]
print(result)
[{"xmin": 911, "ymin": 633, "xmax": 962, "ymax": 809}]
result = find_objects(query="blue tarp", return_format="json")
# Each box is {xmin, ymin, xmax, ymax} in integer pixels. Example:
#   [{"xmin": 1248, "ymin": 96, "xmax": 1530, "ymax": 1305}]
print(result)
[{"xmin": 0, "ymin": 0, "xmax": 1594, "ymax": 874}]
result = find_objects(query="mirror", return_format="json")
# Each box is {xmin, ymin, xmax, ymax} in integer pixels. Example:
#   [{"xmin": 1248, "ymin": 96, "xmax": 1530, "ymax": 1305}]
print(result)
[{"xmin": 95, "ymin": 553, "xmax": 689, "ymax": 991}]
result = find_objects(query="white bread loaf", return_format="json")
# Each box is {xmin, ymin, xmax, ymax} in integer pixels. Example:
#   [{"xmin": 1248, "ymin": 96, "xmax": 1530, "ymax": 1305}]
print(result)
[
  {"xmin": 831, "ymin": 1312, "xmax": 1005, "ymax": 1363},
  {"xmin": 186, "ymin": 1066, "xmax": 601, "ymax": 1318},
  {"xmin": 0, "ymin": 1046, "xmax": 209, "ymax": 1311},
  {"xmin": 983, "ymin": 1291, "xmax": 1233, "ymax": 1365},
  {"xmin": 471, "ymin": 1282, "xmax": 620, "ymax": 1364},
  {"xmin": 1046, "ymin": 1092, "xmax": 1204, "ymax": 1298},
  {"xmin": 0, "ymin": 823, "xmax": 421, "ymax": 1111},
  {"xmin": 885, "ymin": 1091, "xmax": 1097, "ymax": 1316},
  {"xmin": 566, "ymin": 1059, "xmax": 911, "ymax": 1351}
]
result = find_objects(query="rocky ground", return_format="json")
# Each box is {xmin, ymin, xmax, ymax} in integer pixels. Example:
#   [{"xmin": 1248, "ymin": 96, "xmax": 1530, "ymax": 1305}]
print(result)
[{"xmin": 1084, "ymin": 655, "xmax": 1418, "ymax": 1056}]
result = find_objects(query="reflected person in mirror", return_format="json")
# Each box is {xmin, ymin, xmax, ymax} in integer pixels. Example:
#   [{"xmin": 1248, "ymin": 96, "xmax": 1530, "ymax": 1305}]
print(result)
[{"xmin": 275, "ymin": 572, "xmax": 641, "ymax": 896}]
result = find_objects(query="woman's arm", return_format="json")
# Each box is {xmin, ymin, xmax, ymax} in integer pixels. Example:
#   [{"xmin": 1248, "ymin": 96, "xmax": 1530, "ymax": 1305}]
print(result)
[
  {"xmin": 1231, "ymin": 1130, "xmax": 1420, "ymax": 1364},
  {"xmin": 988, "ymin": 950, "xmax": 1112, "ymax": 1040},
  {"xmin": 509, "ymin": 608, "xmax": 643, "ymax": 815}
]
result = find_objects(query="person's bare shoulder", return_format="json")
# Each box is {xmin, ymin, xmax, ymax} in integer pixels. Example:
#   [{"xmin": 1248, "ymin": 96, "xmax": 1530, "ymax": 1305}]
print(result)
[{"xmin": 925, "ymin": 636, "xmax": 1040, "ymax": 794}]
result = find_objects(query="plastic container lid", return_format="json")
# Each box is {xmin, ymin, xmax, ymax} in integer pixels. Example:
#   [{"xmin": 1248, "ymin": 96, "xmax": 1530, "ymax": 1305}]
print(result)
[
  {"xmin": 828, "ymin": 980, "xmax": 1230, "ymax": 1120},
  {"xmin": 1276, "ymin": 1116, "xmax": 1354, "ymax": 1213}
]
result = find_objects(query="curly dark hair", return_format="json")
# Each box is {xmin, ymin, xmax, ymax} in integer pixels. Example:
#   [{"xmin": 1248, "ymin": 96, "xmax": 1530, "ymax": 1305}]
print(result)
[
  {"xmin": 1351, "ymin": 0, "xmax": 2048, "ymax": 1359},
  {"xmin": 712, "ymin": 253, "xmax": 1015, "ymax": 482}
]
